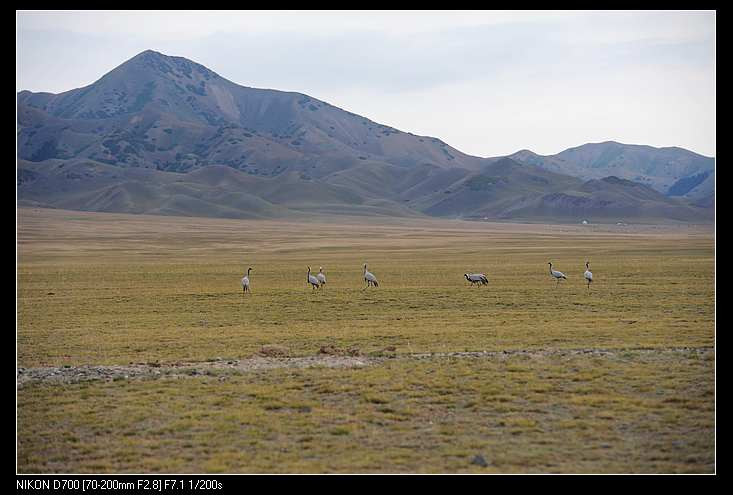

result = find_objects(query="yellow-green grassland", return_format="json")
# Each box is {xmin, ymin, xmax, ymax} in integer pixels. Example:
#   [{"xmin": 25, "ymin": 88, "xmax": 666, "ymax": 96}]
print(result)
[{"xmin": 17, "ymin": 207, "xmax": 715, "ymax": 473}]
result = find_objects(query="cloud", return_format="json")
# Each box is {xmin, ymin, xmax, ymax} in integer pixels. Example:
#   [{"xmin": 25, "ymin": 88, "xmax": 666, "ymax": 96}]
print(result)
[{"xmin": 16, "ymin": 10, "xmax": 584, "ymax": 39}]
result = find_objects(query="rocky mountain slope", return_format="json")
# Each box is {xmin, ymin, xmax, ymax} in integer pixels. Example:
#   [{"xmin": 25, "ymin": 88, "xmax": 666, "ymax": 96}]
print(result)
[{"xmin": 17, "ymin": 50, "xmax": 713, "ymax": 223}]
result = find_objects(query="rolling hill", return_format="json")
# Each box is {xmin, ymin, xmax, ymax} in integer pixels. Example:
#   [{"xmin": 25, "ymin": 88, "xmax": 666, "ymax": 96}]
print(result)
[
  {"xmin": 504, "ymin": 141, "xmax": 715, "ymax": 201},
  {"xmin": 17, "ymin": 50, "xmax": 713, "ymax": 223}
]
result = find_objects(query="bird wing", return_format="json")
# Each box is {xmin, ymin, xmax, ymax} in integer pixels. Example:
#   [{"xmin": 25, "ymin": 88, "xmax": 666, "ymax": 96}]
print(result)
[
  {"xmin": 317, "ymin": 273, "xmax": 326, "ymax": 283},
  {"xmin": 366, "ymin": 271, "xmax": 377, "ymax": 282},
  {"xmin": 585, "ymin": 271, "xmax": 593, "ymax": 280},
  {"xmin": 309, "ymin": 275, "xmax": 320, "ymax": 284}
]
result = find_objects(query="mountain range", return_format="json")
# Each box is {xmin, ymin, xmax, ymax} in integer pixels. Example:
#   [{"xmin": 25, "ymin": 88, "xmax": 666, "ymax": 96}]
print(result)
[
  {"xmin": 17, "ymin": 50, "xmax": 714, "ymax": 223},
  {"xmin": 504, "ymin": 143, "xmax": 714, "ymax": 205}
]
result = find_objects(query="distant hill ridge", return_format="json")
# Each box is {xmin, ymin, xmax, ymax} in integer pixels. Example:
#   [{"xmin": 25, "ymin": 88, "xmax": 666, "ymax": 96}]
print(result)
[
  {"xmin": 17, "ymin": 50, "xmax": 713, "ymax": 223},
  {"xmin": 503, "ymin": 141, "xmax": 714, "ymax": 201}
]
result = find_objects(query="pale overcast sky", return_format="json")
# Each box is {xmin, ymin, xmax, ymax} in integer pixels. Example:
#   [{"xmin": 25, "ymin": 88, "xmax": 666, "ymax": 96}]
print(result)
[{"xmin": 16, "ymin": 10, "xmax": 716, "ymax": 158}]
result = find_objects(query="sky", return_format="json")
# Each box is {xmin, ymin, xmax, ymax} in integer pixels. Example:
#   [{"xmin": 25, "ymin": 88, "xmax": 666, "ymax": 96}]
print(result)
[{"xmin": 16, "ymin": 10, "xmax": 716, "ymax": 158}]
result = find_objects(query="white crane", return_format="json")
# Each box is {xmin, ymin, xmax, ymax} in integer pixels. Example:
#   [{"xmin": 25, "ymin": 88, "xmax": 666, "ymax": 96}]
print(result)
[
  {"xmin": 363, "ymin": 263, "xmax": 379, "ymax": 288},
  {"xmin": 464, "ymin": 273, "xmax": 489, "ymax": 286},
  {"xmin": 316, "ymin": 266, "xmax": 327, "ymax": 287},
  {"xmin": 548, "ymin": 262, "xmax": 567, "ymax": 287},
  {"xmin": 584, "ymin": 261, "xmax": 593, "ymax": 290},
  {"xmin": 241, "ymin": 267, "xmax": 252, "ymax": 294},
  {"xmin": 307, "ymin": 266, "xmax": 321, "ymax": 290}
]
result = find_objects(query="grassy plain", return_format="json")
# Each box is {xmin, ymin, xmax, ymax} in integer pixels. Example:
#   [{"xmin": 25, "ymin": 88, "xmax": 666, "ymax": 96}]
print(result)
[{"xmin": 17, "ymin": 208, "xmax": 715, "ymax": 473}]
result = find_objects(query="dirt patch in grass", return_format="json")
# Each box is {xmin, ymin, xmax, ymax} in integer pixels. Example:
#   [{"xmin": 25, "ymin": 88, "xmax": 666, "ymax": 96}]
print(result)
[
  {"xmin": 17, "ymin": 346, "xmax": 712, "ymax": 387},
  {"xmin": 17, "ymin": 354, "xmax": 377, "ymax": 387}
]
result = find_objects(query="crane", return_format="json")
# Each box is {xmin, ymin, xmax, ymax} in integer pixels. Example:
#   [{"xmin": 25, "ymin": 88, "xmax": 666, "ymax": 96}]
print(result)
[{"xmin": 548, "ymin": 262, "xmax": 567, "ymax": 287}]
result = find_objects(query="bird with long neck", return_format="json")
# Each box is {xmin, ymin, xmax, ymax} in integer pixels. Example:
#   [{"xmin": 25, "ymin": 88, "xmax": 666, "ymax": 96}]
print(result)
[
  {"xmin": 363, "ymin": 263, "xmax": 379, "ymax": 288},
  {"xmin": 307, "ymin": 266, "xmax": 321, "ymax": 290},
  {"xmin": 584, "ymin": 261, "xmax": 593, "ymax": 290},
  {"xmin": 241, "ymin": 267, "xmax": 252, "ymax": 294},
  {"xmin": 317, "ymin": 267, "xmax": 326, "ymax": 287},
  {"xmin": 464, "ymin": 273, "xmax": 488, "ymax": 286},
  {"xmin": 548, "ymin": 262, "xmax": 566, "ymax": 287}
]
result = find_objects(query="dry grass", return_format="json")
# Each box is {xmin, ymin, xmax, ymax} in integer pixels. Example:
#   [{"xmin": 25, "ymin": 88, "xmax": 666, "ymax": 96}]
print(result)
[
  {"xmin": 17, "ymin": 351, "xmax": 713, "ymax": 473},
  {"xmin": 16, "ymin": 208, "xmax": 715, "ymax": 473}
]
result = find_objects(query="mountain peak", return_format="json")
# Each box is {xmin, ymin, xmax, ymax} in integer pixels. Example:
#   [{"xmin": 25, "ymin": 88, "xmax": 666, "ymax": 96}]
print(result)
[
  {"xmin": 139, "ymin": 49, "xmax": 164, "ymax": 57},
  {"xmin": 123, "ymin": 49, "xmax": 168, "ymax": 66},
  {"xmin": 511, "ymin": 149, "xmax": 539, "ymax": 157},
  {"xmin": 119, "ymin": 49, "xmax": 219, "ymax": 81}
]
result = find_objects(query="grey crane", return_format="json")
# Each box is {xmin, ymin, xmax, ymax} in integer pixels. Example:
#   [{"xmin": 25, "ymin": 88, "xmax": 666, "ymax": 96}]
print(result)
[
  {"xmin": 584, "ymin": 261, "xmax": 593, "ymax": 290},
  {"xmin": 307, "ymin": 266, "xmax": 321, "ymax": 290},
  {"xmin": 548, "ymin": 262, "xmax": 567, "ymax": 287},
  {"xmin": 464, "ymin": 273, "xmax": 489, "ymax": 286},
  {"xmin": 241, "ymin": 267, "xmax": 252, "ymax": 294},
  {"xmin": 317, "ymin": 267, "xmax": 327, "ymax": 287},
  {"xmin": 363, "ymin": 263, "xmax": 379, "ymax": 288}
]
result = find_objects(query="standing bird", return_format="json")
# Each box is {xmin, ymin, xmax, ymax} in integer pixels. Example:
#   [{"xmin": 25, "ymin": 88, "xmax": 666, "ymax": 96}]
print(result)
[
  {"xmin": 363, "ymin": 263, "xmax": 379, "ymax": 288},
  {"xmin": 464, "ymin": 273, "xmax": 489, "ymax": 286},
  {"xmin": 548, "ymin": 262, "xmax": 567, "ymax": 287},
  {"xmin": 584, "ymin": 261, "xmax": 593, "ymax": 290},
  {"xmin": 307, "ymin": 266, "xmax": 321, "ymax": 290},
  {"xmin": 241, "ymin": 267, "xmax": 252, "ymax": 294},
  {"xmin": 316, "ymin": 267, "xmax": 327, "ymax": 287}
]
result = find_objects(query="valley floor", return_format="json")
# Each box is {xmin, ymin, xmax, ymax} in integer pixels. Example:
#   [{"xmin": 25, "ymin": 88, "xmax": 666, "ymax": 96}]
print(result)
[{"xmin": 16, "ymin": 208, "xmax": 715, "ymax": 473}]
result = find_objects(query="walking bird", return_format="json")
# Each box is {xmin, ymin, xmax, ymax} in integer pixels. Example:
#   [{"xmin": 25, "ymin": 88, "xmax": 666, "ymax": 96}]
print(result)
[
  {"xmin": 584, "ymin": 261, "xmax": 593, "ymax": 290},
  {"xmin": 548, "ymin": 262, "xmax": 567, "ymax": 287},
  {"xmin": 464, "ymin": 273, "xmax": 489, "ymax": 286},
  {"xmin": 241, "ymin": 267, "xmax": 252, "ymax": 294},
  {"xmin": 363, "ymin": 263, "xmax": 379, "ymax": 288},
  {"xmin": 307, "ymin": 266, "xmax": 321, "ymax": 290},
  {"xmin": 317, "ymin": 267, "xmax": 327, "ymax": 287}
]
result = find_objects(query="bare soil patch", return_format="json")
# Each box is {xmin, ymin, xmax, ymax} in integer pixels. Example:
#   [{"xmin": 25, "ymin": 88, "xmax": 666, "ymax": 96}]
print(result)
[{"xmin": 17, "ymin": 345, "xmax": 711, "ymax": 387}]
